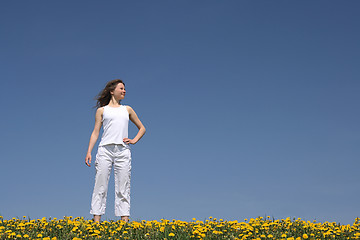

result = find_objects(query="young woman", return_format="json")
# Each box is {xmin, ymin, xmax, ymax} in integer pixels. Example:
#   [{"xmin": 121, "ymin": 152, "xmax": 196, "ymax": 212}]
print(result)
[{"xmin": 85, "ymin": 79, "xmax": 146, "ymax": 223}]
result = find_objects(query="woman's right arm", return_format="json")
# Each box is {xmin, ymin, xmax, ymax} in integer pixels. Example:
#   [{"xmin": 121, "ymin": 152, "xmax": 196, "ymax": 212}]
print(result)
[{"xmin": 85, "ymin": 107, "xmax": 103, "ymax": 167}]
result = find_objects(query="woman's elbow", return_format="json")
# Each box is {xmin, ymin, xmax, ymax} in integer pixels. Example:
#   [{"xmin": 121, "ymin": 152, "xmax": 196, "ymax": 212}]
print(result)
[{"xmin": 92, "ymin": 130, "xmax": 100, "ymax": 139}]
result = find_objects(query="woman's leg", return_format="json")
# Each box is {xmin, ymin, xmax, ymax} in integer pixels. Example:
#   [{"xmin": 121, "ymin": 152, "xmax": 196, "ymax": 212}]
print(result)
[
  {"xmin": 114, "ymin": 147, "xmax": 132, "ymax": 219},
  {"xmin": 90, "ymin": 146, "xmax": 113, "ymax": 218}
]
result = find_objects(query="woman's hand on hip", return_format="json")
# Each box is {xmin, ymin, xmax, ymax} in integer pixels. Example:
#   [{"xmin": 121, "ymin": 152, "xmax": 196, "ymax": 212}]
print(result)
[{"xmin": 123, "ymin": 138, "xmax": 136, "ymax": 145}]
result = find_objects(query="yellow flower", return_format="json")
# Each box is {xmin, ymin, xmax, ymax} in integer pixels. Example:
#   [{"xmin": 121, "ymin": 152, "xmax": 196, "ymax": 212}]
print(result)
[{"xmin": 0, "ymin": 215, "xmax": 359, "ymax": 240}]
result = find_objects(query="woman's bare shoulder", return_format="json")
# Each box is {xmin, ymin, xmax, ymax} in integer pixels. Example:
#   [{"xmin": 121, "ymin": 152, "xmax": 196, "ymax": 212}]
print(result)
[
  {"xmin": 125, "ymin": 105, "xmax": 135, "ymax": 114},
  {"xmin": 96, "ymin": 107, "xmax": 105, "ymax": 114}
]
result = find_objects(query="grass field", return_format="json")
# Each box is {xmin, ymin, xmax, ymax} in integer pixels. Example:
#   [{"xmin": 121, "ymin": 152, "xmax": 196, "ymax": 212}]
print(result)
[{"xmin": 0, "ymin": 216, "xmax": 359, "ymax": 239}]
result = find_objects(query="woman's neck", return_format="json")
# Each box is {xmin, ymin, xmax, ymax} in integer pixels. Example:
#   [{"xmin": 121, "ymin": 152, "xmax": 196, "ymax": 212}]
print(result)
[{"xmin": 108, "ymin": 98, "xmax": 121, "ymax": 107}]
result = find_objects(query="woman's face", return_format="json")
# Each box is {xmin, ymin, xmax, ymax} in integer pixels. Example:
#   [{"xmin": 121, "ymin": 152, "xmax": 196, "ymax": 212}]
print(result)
[{"xmin": 111, "ymin": 83, "xmax": 126, "ymax": 100}]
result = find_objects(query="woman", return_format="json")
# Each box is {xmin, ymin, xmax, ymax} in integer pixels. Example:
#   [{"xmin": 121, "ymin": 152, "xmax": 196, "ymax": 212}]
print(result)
[{"xmin": 85, "ymin": 79, "xmax": 146, "ymax": 223}]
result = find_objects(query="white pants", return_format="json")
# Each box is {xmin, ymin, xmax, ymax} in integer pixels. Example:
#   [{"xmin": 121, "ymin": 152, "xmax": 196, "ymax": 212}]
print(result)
[{"xmin": 90, "ymin": 144, "xmax": 131, "ymax": 217}]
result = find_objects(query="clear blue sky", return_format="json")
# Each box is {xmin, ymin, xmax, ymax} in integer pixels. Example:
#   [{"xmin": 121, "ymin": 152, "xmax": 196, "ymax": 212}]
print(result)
[{"xmin": 1, "ymin": 1, "xmax": 359, "ymax": 224}]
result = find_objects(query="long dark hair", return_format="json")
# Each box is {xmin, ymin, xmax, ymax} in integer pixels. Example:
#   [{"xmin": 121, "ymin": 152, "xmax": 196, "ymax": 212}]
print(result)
[{"xmin": 94, "ymin": 79, "xmax": 125, "ymax": 108}]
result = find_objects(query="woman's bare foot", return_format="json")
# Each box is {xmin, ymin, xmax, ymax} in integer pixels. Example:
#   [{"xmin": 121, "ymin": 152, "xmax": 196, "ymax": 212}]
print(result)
[
  {"xmin": 121, "ymin": 216, "xmax": 129, "ymax": 223},
  {"xmin": 93, "ymin": 215, "xmax": 101, "ymax": 223}
]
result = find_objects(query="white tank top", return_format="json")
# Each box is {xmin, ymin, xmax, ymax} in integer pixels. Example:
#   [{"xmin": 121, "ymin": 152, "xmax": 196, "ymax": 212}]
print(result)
[{"xmin": 98, "ymin": 105, "xmax": 129, "ymax": 147}]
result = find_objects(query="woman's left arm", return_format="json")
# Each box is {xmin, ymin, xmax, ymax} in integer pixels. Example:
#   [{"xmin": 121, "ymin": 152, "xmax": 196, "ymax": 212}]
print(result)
[{"xmin": 123, "ymin": 106, "xmax": 146, "ymax": 145}]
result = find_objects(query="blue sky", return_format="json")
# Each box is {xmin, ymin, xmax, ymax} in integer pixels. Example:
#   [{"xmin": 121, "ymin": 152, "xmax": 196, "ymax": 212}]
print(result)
[{"xmin": 1, "ymin": 1, "xmax": 359, "ymax": 224}]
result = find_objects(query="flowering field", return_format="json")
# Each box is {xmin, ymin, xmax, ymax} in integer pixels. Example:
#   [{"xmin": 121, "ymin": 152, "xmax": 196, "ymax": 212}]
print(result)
[{"xmin": 0, "ymin": 216, "xmax": 359, "ymax": 240}]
